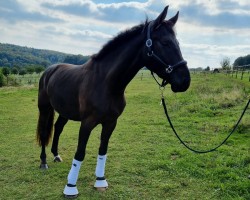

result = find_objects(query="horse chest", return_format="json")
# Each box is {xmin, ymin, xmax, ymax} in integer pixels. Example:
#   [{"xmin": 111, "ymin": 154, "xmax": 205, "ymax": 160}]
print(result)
[{"xmin": 80, "ymin": 92, "xmax": 126, "ymax": 120}]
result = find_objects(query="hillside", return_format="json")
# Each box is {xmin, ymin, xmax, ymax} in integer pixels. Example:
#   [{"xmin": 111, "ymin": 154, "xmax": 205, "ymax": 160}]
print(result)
[{"xmin": 0, "ymin": 43, "xmax": 89, "ymax": 67}]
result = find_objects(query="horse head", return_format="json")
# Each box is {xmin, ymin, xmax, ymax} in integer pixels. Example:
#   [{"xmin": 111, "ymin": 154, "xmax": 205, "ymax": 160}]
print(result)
[{"xmin": 144, "ymin": 6, "xmax": 190, "ymax": 92}]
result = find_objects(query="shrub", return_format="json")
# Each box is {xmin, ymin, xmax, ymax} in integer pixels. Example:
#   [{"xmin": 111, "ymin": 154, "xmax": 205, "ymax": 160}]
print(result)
[
  {"xmin": 0, "ymin": 69, "xmax": 4, "ymax": 87},
  {"xmin": 2, "ymin": 67, "xmax": 10, "ymax": 76},
  {"xmin": 11, "ymin": 67, "xmax": 19, "ymax": 75},
  {"xmin": 19, "ymin": 69, "xmax": 27, "ymax": 76},
  {"xmin": 34, "ymin": 66, "xmax": 45, "ymax": 74}
]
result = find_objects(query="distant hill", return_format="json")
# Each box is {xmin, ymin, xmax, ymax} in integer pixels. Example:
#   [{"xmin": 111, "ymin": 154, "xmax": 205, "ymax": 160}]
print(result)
[{"xmin": 0, "ymin": 43, "xmax": 89, "ymax": 67}]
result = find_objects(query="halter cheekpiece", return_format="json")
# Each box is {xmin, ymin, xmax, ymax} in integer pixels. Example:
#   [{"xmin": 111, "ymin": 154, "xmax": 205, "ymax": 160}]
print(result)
[{"xmin": 145, "ymin": 21, "xmax": 187, "ymax": 79}]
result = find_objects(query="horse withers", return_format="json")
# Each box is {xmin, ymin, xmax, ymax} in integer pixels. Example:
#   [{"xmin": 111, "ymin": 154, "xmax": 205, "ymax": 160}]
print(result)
[{"xmin": 36, "ymin": 6, "xmax": 190, "ymax": 198}]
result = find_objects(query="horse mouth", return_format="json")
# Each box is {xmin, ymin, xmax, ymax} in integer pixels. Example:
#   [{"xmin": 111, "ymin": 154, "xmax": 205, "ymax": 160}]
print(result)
[{"xmin": 171, "ymin": 79, "xmax": 190, "ymax": 93}]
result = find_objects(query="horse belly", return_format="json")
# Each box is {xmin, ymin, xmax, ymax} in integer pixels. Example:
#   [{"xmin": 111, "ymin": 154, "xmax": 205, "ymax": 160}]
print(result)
[
  {"xmin": 51, "ymin": 95, "xmax": 81, "ymax": 121},
  {"xmin": 48, "ymin": 84, "xmax": 81, "ymax": 121}
]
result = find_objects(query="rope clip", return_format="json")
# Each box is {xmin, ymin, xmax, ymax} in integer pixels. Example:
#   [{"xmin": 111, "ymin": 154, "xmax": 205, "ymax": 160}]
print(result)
[{"xmin": 159, "ymin": 86, "xmax": 165, "ymax": 105}]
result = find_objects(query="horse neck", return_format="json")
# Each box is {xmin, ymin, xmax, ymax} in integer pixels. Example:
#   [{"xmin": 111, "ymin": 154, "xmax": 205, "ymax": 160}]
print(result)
[{"xmin": 100, "ymin": 36, "xmax": 144, "ymax": 93}]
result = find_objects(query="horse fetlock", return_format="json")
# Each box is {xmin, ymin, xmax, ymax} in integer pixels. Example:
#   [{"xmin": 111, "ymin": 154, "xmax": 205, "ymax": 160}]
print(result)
[
  {"xmin": 63, "ymin": 184, "xmax": 78, "ymax": 198},
  {"xmin": 54, "ymin": 155, "xmax": 63, "ymax": 162}
]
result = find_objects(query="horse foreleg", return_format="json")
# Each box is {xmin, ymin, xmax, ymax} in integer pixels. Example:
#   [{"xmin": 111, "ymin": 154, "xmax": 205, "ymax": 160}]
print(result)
[
  {"xmin": 51, "ymin": 115, "xmax": 68, "ymax": 162},
  {"xmin": 94, "ymin": 120, "xmax": 117, "ymax": 191},
  {"xmin": 63, "ymin": 118, "xmax": 97, "ymax": 198}
]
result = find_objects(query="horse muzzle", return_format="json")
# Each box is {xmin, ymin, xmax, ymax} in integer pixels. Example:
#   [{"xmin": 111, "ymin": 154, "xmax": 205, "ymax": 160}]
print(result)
[{"xmin": 171, "ymin": 76, "xmax": 190, "ymax": 92}]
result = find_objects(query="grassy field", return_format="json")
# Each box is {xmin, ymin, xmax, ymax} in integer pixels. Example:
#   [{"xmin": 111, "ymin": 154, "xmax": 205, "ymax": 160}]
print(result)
[{"xmin": 0, "ymin": 72, "xmax": 249, "ymax": 200}]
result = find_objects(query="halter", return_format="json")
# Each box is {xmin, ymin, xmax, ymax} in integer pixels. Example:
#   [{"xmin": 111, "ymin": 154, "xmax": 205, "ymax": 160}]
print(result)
[{"xmin": 145, "ymin": 21, "xmax": 187, "ymax": 87}]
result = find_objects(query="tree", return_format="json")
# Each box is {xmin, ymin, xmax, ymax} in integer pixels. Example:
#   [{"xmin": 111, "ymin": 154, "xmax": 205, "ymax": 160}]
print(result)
[
  {"xmin": 25, "ymin": 66, "xmax": 35, "ymax": 74},
  {"xmin": 35, "ymin": 66, "xmax": 45, "ymax": 74},
  {"xmin": 204, "ymin": 66, "xmax": 210, "ymax": 71},
  {"xmin": 2, "ymin": 67, "xmax": 10, "ymax": 76},
  {"xmin": 233, "ymin": 54, "xmax": 250, "ymax": 69},
  {"xmin": 0, "ymin": 69, "xmax": 4, "ymax": 87},
  {"xmin": 11, "ymin": 67, "xmax": 19, "ymax": 75},
  {"xmin": 220, "ymin": 57, "xmax": 231, "ymax": 70},
  {"xmin": 63, "ymin": 55, "xmax": 89, "ymax": 65},
  {"xmin": 19, "ymin": 68, "xmax": 27, "ymax": 76},
  {"xmin": 41, "ymin": 61, "xmax": 50, "ymax": 67}
]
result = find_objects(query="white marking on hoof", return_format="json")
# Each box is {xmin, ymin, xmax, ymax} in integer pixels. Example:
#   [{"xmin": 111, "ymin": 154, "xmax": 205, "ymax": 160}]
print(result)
[
  {"xmin": 54, "ymin": 155, "xmax": 63, "ymax": 162},
  {"xmin": 40, "ymin": 163, "xmax": 48, "ymax": 169},
  {"xmin": 94, "ymin": 179, "xmax": 108, "ymax": 191},
  {"xmin": 63, "ymin": 184, "xmax": 78, "ymax": 198}
]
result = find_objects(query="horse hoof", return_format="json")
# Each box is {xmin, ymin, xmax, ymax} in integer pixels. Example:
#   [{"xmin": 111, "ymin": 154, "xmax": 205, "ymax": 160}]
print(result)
[
  {"xmin": 94, "ymin": 178, "xmax": 108, "ymax": 191},
  {"xmin": 40, "ymin": 163, "xmax": 48, "ymax": 169},
  {"xmin": 64, "ymin": 194, "xmax": 78, "ymax": 199},
  {"xmin": 54, "ymin": 155, "xmax": 63, "ymax": 162},
  {"xmin": 63, "ymin": 184, "xmax": 78, "ymax": 199},
  {"xmin": 96, "ymin": 187, "xmax": 107, "ymax": 192}
]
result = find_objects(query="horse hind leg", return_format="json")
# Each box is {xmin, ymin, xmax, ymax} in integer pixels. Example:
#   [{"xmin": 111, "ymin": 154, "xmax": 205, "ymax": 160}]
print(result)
[
  {"xmin": 36, "ymin": 94, "xmax": 55, "ymax": 169},
  {"xmin": 51, "ymin": 115, "xmax": 68, "ymax": 162}
]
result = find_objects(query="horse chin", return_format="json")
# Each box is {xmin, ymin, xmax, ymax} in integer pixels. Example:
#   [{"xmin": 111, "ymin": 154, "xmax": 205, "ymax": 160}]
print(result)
[
  {"xmin": 170, "ymin": 73, "xmax": 191, "ymax": 93},
  {"xmin": 171, "ymin": 83, "xmax": 189, "ymax": 93}
]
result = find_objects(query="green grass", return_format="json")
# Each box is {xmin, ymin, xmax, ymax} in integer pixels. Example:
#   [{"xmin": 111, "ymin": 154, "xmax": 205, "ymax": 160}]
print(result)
[{"xmin": 0, "ymin": 72, "xmax": 249, "ymax": 200}]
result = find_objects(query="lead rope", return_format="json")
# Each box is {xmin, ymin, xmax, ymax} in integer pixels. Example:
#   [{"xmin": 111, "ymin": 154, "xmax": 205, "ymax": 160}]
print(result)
[
  {"xmin": 161, "ymin": 96, "xmax": 250, "ymax": 154},
  {"xmin": 151, "ymin": 71, "xmax": 168, "ymax": 87}
]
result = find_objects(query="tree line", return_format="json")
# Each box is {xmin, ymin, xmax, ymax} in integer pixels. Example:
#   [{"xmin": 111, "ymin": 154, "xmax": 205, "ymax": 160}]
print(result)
[
  {"xmin": 0, "ymin": 43, "xmax": 90, "ymax": 68},
  {"xmin": 220, "ymin": 54, "xmax": 250, "ymax": 70},
  {"xmin": 0, "ymin": 43, "xmax": 66, "ymax": 67},
  {"xmin": 0, "ymin": 43, "xmax": 91, "ymax": 86},
  {"xmin": 233, "ymin": 54, "xmax": 250, "ymax": 69}
]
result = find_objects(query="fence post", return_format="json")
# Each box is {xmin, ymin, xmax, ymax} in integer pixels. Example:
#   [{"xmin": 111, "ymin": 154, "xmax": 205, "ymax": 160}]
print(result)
[{"xmin": 241, "ymin": 71, "xmax": 244, "ymax": 80}]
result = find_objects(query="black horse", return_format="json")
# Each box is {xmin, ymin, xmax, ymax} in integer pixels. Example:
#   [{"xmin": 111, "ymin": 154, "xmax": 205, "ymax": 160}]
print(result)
[{"xmin": 36, "ymin": 6, "xmax": 190, "ymax": 197}]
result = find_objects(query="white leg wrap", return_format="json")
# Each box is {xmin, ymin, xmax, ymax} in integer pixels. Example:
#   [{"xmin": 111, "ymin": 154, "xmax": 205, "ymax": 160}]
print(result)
[
  {"xmin": 67, "ymin": 159, "xmax": 82, "ymax": 185},
  {"xmin": 95, "ymin": 155, "xmax": 107, "ymax": 177},
  {"xmin": 94, "ymin": 155, "xmax": 108, "ymax": 189}
]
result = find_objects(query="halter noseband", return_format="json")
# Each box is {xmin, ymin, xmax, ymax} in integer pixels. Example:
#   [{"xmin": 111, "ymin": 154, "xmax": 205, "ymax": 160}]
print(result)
[{"xmin": 145, "ymin": 21, "xmax": 187, "ymax": 75}]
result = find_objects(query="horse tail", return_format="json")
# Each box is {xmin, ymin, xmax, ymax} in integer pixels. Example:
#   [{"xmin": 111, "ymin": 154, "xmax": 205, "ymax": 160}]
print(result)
[
  {"xmin": 36, "ymin": 72, "xmax": 55, "ymax": 146},
  {"xmin": 36, "ymin": 105, "xmax": 55, "ymax": 146}
]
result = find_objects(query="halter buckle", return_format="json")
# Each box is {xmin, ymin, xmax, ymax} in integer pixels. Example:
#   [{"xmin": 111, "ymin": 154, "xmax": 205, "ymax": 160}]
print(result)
[
  {"xmin": 166, "ymin": 65, "xmax": 173, "ymax": 73},
  {"xmin": 146, "ymin": 39, "xmax": 152, "ymax": 47},
  {"xmin": 147, "ymin": 51, "xmax": 153, "ymax": 57}
]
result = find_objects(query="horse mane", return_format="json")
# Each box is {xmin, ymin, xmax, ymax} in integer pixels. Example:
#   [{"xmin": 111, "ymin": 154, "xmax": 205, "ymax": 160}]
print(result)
[{"xmin": 92, "ymin": 20, "xmax": 148, "ymax": 60}]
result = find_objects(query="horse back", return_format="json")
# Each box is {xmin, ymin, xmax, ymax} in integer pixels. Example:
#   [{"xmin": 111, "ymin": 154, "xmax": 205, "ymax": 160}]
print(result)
[{"xmin": 39, "ymin": 62, "xmax": 126, "ymax": 122}]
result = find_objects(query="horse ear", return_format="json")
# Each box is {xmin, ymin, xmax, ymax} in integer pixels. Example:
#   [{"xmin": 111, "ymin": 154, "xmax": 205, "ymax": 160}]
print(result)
[
  {"xmin": 152, "ymin": 6, "xmax": 169, "ymax": 30},
  {"xmin": 168, "ymin": 11, "xmax": 179, "ymax": 26}
]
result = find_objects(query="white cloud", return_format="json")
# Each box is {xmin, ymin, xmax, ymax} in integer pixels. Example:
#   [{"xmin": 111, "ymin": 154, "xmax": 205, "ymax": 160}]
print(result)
[{"xmin": 0, "ymin": 0, "xmax": 249, "ymax": 68}]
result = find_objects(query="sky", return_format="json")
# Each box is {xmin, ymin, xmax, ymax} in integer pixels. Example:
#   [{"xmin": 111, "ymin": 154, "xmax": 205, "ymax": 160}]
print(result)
[{"xmin": 0, "ymin": 0, "xmax": 250, "ymax": 68}]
